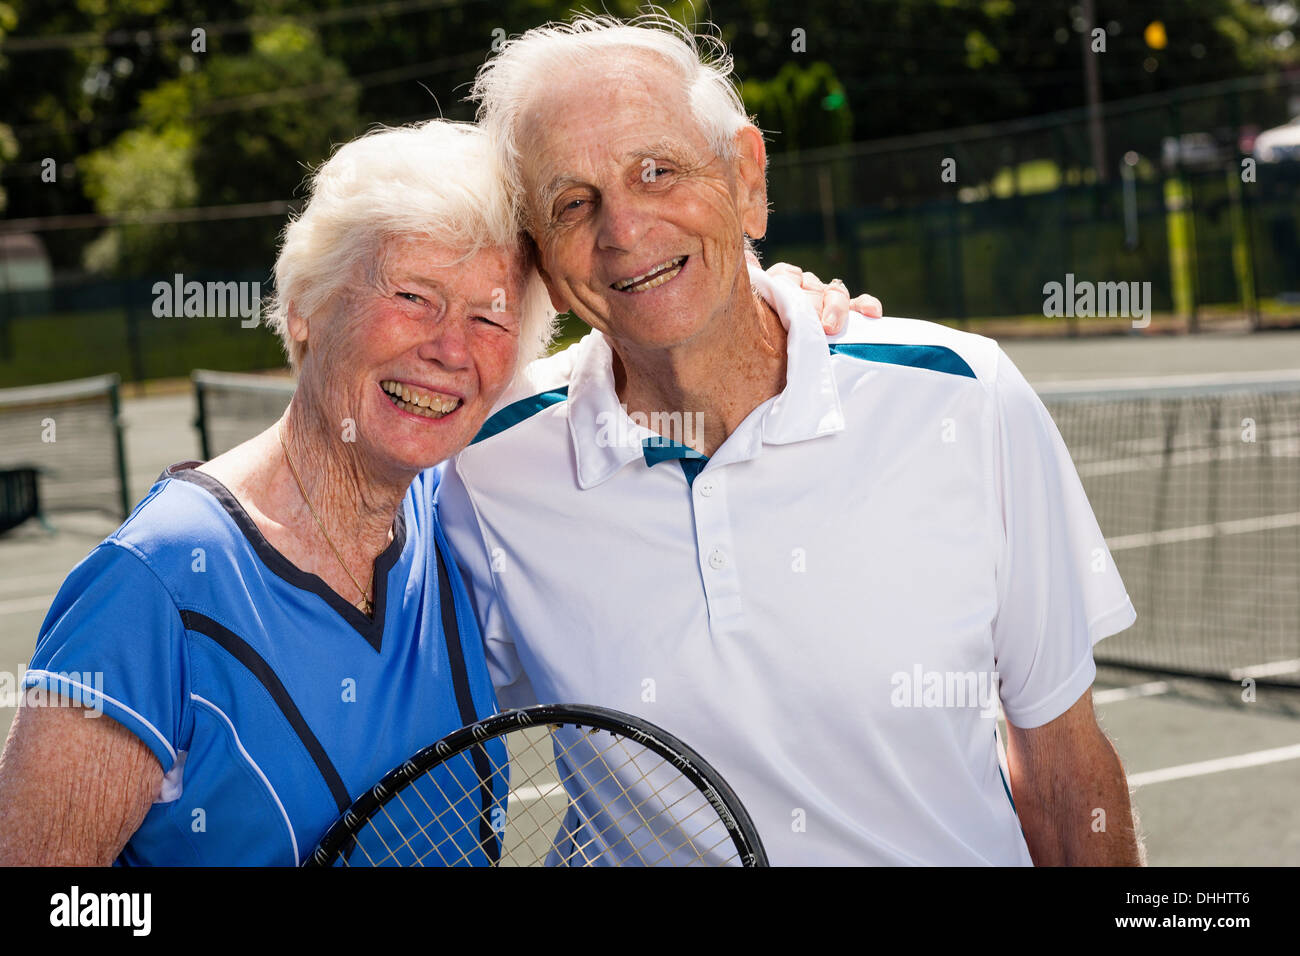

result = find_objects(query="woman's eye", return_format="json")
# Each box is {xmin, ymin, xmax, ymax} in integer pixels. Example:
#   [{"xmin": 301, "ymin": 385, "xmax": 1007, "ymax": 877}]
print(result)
[{"xmin": 556, "ymin": 197, "xmax": 589, "ymax": 220}]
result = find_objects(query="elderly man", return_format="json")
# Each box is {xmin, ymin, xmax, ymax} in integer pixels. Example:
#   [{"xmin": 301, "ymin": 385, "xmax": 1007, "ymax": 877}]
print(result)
[{"xmin": 441, "ymin": 15, "xmax": 1141, "ymax": 865}]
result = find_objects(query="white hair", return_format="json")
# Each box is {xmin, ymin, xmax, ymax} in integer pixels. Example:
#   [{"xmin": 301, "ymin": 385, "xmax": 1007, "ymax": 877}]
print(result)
[
  {"xmin": 470, "ymin": 11, "xmax": 752, "ymax": 226},
  {"xmin": 267, "ymin": 119, "xmax": 555, "ymax": 374}
]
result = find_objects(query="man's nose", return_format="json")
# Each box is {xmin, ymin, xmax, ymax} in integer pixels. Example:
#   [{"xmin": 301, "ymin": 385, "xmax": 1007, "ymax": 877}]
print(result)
[{"xmin": 596, "ymin": 190, "xmax": 647, "ymax": 252}]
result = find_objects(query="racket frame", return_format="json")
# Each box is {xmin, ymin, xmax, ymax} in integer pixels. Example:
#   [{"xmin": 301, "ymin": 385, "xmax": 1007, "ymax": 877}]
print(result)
[{"xmin": 303, "ymin": 703, "xmax": 768, "ymax": 867}]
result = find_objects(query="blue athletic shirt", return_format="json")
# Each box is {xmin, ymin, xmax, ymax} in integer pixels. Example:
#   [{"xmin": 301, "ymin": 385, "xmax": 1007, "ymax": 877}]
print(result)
[{"xmin": 24, "ymin": 461, "xmax": 504, "ymax": 866}]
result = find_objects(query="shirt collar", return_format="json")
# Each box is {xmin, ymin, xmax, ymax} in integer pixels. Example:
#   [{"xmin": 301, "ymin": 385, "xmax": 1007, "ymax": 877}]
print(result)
[
  {"xmin": 565, "ymin": 263, "xmax": 845, "ymax": 489},
  {"xmin": 748, "ymin": 263, "xmax": 846, "ymax": 446},
  {"xmin": 567, "ymin": 331, "xmax": 651, "ymax": 489}
]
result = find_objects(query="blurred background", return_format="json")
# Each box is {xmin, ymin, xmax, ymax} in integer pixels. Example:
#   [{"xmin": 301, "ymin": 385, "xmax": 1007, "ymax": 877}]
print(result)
[
  {"xmin": 1, "ymin": 0, "xmax": 1298, "ymax": 383},
  {"xmin": 1, "ymin": 1, "xmax": 1298, "ymax": 866}
]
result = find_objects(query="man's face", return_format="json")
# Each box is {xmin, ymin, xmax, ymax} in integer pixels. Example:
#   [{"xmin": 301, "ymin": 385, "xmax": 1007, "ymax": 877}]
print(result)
[{"xmin": 519, "ymin": 55, "xmax": 767, "ymax": 354}]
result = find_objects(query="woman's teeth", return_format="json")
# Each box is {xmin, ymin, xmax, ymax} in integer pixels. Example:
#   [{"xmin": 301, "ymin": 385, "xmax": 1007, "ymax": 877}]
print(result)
[
  {"xmin": 612, "ymin": 256, "xmax": 686, "ymax": 292},
  {"xmin": 380, "ymin": 380, "xmax": 460, "ymax": 418}
]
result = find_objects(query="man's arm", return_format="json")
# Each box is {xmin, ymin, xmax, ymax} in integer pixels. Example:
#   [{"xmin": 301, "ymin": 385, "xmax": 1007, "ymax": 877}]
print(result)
[
  {"xmin": 0, "ymin": 693, "xmax": 161, "ymax": 865},
  {"xmin": 1004, "ymin": 687, "xmax": 1143, "ymax": 866}
]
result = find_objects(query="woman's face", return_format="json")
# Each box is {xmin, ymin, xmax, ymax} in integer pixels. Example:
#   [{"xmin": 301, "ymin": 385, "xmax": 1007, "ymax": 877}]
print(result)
[{"xmin": 297, "ymin": 236, "xmax": 524, "ymax": 476}]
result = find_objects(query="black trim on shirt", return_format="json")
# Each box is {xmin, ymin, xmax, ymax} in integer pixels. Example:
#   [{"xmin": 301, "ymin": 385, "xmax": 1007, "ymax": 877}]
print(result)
[
  {"xmin": 180, "ymin": 609, "xmax": 352, "ymax": 815},
  {"xmin": 434, "ymin": 534, "xmax": 500, "ymax": 863},
  {"xmin": 163, "ymin": 461, "xmax": 404, "ymax": 652}
]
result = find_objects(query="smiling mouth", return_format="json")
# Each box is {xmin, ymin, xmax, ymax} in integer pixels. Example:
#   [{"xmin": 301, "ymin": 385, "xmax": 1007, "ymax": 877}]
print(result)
[
  {"xmin": 380, "ymin": 380, "xmax": 461, "ymax": 419},
  {"xmin": 610, "ymin": 256, "xmax": 687, "ymax": 293}
]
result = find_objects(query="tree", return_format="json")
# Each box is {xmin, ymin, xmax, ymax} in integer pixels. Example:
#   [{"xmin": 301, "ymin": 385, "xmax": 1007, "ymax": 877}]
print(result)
[
  {"xmin": 78, "ymin": 22, "xmax": 359, "ymax": 275},
  {"xmin": 742, "ymin": 61, "xmax": 853, "ymax": 152}
]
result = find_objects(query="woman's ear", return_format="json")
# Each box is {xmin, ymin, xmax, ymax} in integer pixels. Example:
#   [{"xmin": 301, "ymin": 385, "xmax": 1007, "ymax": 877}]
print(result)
[{"xmin": 286, "ymin": 302, "xmax": 308, "ymax": 345}]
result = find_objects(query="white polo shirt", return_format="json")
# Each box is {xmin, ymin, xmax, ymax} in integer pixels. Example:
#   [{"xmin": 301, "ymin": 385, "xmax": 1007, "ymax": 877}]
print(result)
[{"xmin": 438, "ymin": 264, "xmax": 1136, "ymax": 866}]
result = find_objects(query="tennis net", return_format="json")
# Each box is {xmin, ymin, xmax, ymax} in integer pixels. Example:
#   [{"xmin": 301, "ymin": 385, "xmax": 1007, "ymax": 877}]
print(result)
[
  {"xmin": 1040, "ymin": 371, "xmax": 1300, "ymax": 686},
  {"xmin": 193, "ymin": 369, "xmax": 295, "ymax": 460},
  {"xmin": 0, "ymin": 374, "xmax": 130, "ymax": 519}
]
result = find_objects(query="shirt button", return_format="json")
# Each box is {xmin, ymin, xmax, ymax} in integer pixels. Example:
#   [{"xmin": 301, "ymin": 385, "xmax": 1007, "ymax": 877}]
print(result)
[
  {"xmin": 708, "ymin": 548, "xmax": 727, "ymax": 570},
  {"xmin": 698, "ymin": 479, "xmax": 716, "ymax": 497}
]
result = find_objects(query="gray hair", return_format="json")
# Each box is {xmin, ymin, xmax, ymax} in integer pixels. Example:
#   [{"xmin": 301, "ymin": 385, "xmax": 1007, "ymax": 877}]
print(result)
[
  {"xmin": 266, "ymin": 119, "xmax": 555, "ymax": 374},
  {"xmin": 470, "ymin": 12, "xmax": 752, "ymax": 227}
]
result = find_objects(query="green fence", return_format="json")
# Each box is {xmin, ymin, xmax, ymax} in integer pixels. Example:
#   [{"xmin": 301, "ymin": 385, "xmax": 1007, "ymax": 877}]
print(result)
[{"xmin": 759, "ymin": 73, "xmax": 1300, "ymax": 330}]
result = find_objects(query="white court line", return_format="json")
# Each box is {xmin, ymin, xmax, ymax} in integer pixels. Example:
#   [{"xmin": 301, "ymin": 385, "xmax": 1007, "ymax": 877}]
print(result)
[
  {"xmin": 1105, "ymin": 510, "xmax": 1300, "ymax": 552},
  {"xmin": 1128, "ymin": 743, "xmax": 1300, "ymax": 789},
  {"xmin": 1036, "ymin": 368, "xmax": 1300, "ymax": 394},
  {"xmin": 510, "ymin": 782, "xmax": 567, "ymax": 804},
  {"xmin": 1230, "ymin": 659, "xmax": 1300, "ymax": 680},
  {"xmin": 1078, "ymin": 440, "xmax": 1299, "ymax": 479},
  {"xmin": 1094, "ymin": 681, "xmax": 1171, "ymax": 704},
  {"xmin": 0, "ymin": 594, "xmax": 53, "ymax": 616}
]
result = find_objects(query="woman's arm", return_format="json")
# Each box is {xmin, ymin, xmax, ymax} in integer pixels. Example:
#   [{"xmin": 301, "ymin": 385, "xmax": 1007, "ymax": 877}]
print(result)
[{"xmin": 0, "ymin": 692, "xmax": 162, "ymax": 865}]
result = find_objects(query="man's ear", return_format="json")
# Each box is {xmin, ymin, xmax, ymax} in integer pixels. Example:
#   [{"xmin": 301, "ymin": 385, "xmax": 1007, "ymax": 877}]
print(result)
[
  {"xmin": 734, "ymin": 125, "xmax": 768, "ymax": 241},
  {"xmin": 521, "ymin": 231, "xmax": 570, "ymax": 314}
]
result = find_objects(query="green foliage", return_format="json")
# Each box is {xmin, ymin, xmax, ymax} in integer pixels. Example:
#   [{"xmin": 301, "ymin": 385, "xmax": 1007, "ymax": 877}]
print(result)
[
  {"xmin": 81, "ymin": 126, "xmax": 196, "ymax": 212},
  {"xmin": 78, "ymin": 22, "xmax": 358, "ymax": 275},
  {"xmin": 742, "ymin": 61, "xmax": 853, "ymax": 152},
  {"xmin": 1, "ymin": 0, "xmax": 1295, "ymax": 280},
  {"xmin": 703, "ymin": 0, "xmax": 1297, "ymax": 149},
  {"xmin": 79, "ymin": 126, "xmax": 196, "ymax": 274}
]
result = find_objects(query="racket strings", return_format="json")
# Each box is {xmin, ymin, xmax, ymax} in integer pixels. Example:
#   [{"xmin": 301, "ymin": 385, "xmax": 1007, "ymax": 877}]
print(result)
[
  {"xmin": 557, "ymin": 734, "xmax": 724, "ymax": 864},
  {"xmin": 471, "ymin": 725, "xmax": 661, "ymax": 865},
  {"xmin": 357, "ymin": 743, "xmax": 515, "ymax": 867},
  {"xmin": 396, "ymin": 746, "xmax": 515, "ymax": 866},
  {"xmin": 342, "ymin": 723, "xmax": 742, "ymax": 866},
  {"xmin": 511, "ymin": 728, "xmax": 737, "ymax": 866},
  {"xmin": 535, "ymin": 727, "xmax": 727, "ymax": 865}
]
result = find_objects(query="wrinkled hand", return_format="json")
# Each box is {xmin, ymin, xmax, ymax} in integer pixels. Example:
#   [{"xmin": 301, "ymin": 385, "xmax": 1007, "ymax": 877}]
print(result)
[
  {"xmin": 766, "ymin": 262, "xmax": 882, "ymax": 335},
  {"xmin": 749, "ymin": 251, "xmax": 882, "ymax": 335}
]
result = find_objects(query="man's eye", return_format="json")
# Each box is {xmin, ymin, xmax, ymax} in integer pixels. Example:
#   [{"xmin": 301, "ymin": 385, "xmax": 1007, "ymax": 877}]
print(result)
[
  {"xmin": 472, "ymin": 315, "xmax": 504, "ymax": 328},
  {"xmin": 397, "ymin": 292, "xmax": 423, "ymax": 304}
]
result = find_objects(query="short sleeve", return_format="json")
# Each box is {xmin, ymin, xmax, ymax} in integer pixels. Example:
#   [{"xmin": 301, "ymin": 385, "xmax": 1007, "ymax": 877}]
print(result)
[
  {"xmin": 436, "ymin": 459, "xmax": 538, "ymax": 709},
  {"xmin": 24, "ymin": 542, "xmax": 190, "ymax": 772},
  {"xmin": 990, "ymin": 351, "xmax": 1136, "ymax": 729}
]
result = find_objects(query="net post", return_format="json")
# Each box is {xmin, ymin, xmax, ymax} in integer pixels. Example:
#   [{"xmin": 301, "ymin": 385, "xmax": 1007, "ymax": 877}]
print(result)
[
  {"xmin": 106, "ymin": 373, "xmax": 131, "ymax": 519},
  {"xmin": 193, "ymin": 371, "xmax": 211, "ymax": 462}
]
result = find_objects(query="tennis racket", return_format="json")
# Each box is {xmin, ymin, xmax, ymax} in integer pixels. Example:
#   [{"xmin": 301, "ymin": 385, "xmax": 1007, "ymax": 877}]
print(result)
[{"xmin": 303, "ymin": 703, "xmax": 767, "ymax": 867}]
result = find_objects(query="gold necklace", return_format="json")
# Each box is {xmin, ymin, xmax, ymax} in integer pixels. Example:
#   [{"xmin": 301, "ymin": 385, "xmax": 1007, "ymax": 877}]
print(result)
[{"xmin": 278, "ymin": 422, "xmax": 374, "ymax": 616}]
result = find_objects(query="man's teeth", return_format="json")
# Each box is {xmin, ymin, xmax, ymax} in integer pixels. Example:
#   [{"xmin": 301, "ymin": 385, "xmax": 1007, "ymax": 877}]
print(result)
[
  {"xmin": 379, "ymin": 380, "xmax": 461, "ymax": 418},
  {"xmin": 612, "ymin": 257, "xmax": 685, "ymax": 292}
]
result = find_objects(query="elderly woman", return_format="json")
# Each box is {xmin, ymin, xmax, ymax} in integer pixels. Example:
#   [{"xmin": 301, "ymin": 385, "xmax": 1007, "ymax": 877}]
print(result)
[{"xmin": 0, "ymin": 118, "xmax": 871, "ymax": 866}]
